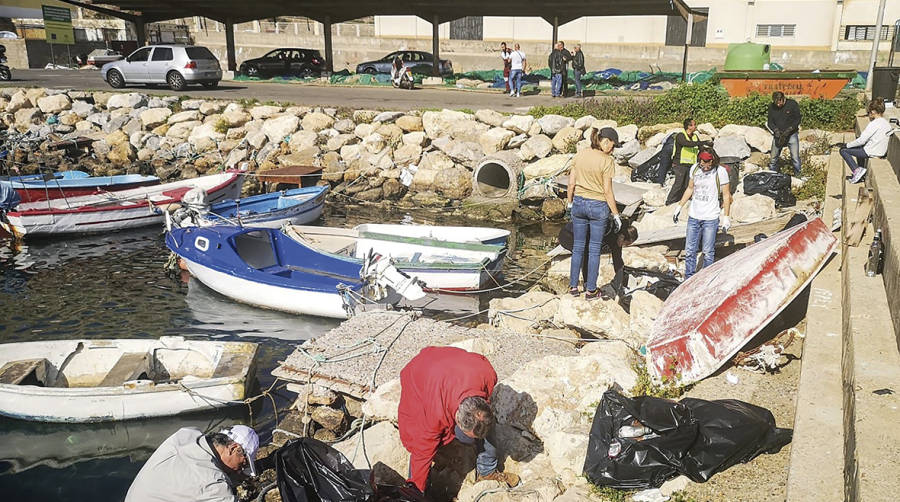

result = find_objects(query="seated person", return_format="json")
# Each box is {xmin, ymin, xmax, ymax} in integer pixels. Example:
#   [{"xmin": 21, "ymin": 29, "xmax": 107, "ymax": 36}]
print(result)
[{"xmin": 840, "ymin": 97, "xmax": 893, "ymax": 184}]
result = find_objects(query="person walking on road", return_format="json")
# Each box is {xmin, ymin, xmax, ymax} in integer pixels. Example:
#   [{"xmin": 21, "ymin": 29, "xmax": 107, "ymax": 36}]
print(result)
[
  {"xmin": 767, "ymin": 91, "xmax": 803, "ymax": 176},
  {"xmin": 672, "ymin": 148, "xmax": 733, "ymax": 280},
  {"xmin": 665, "ymin": 118, "xmax": 710, "ymax": 205},
  {"xmin": 500, "ymin": 42, "xmax": 512, "ymax": 94},
  {"xmin": 572, "ymin": 44, "xmax": 586, "ymax": 98},
  {"xmin": 548, "ymin": 41, "xmax": 571, "ymax": 98},
  {"xmin": 566, "ymin": 127, "xmax": 623, "ymax": 299},
  {"xmin": 508, "ymin": 44, "xmax": 526, "ymax": 97},
  {"xmin": 840, "ymin": 97, "xmax": 892, "ymax": 184}
]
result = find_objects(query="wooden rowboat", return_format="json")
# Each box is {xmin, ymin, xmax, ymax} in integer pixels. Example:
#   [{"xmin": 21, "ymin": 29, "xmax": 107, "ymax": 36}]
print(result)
[
  {"xmin": 0, "ymin": 337, "xmax": 258, "ymax": 423},
  {"xmin": 645, "ymin": 218, "xmax": 837, "ymax": 385},
  {"xmin": 1, "ymin": 171, "xmax": 160, "ymax": 203}
]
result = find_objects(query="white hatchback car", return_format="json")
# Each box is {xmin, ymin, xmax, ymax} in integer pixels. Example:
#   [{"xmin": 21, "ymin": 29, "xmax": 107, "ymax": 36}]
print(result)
[{"xmin": 102, "ymin": 45, "xmax": 222, "ymax": 91}]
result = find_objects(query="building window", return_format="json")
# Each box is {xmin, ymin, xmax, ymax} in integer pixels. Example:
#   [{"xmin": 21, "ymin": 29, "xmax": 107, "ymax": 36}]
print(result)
[
  {"xmin": 756, "ymin": 24, "xmax": 795, "ymax": 37},
  {"xmin": 843, "ymin": 25, "xmax": 891, "ymax": 41}
]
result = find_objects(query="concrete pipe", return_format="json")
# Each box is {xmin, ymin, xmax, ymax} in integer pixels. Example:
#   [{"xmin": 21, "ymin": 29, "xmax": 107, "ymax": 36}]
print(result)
[{"xmin": 472, "ymin": 151, "xmax": 524, "ymax": 199}]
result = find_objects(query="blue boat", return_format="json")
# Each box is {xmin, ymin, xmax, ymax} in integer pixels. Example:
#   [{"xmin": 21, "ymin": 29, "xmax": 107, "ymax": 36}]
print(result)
[
  {"xmin": 1, "ymin": 170, "xmax": 159, "ymax": 203},
  {"xmin": 200, "ymin": 186, "xmax": 328, "ymax": 228},
  {"xmin": 165, "ymin": 225, "xmax": 424, "ymax": 319}
]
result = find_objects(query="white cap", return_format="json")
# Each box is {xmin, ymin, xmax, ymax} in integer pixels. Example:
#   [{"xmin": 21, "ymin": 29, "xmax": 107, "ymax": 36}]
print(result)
[{"xmin": 221, "ymin": 425, "xmax": 259, "ymax": 476}]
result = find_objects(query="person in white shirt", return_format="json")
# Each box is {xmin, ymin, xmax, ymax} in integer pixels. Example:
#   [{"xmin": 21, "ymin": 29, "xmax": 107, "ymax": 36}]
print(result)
[
  {"xmin": 508, "ymin": 44, "xmax": 526, "ymax": 97},
  {"xmin": 841, "ymin": 98, "xmax": 893, "ymax": 184},
  {"xmin": 672, "ymin": 148, "xmax": 732, "ymax": 279}
]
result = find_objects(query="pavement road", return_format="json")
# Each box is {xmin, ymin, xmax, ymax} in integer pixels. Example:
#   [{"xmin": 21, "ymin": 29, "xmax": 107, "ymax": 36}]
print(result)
[{"xmin": 0, "ymin": 69, "xmax": 585, "ymax": 112}]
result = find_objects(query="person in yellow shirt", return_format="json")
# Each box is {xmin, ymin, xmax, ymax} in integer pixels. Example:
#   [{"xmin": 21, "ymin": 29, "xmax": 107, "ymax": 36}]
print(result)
[{"xmin": 566, "ymin": 127, "xmax": 622, "ymax": 299}]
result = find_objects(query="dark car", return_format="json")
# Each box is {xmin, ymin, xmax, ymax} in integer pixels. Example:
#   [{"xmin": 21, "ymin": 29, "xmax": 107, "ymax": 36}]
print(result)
[
  {"xmin": 355, "ymin": 51, "xmax": 452, "ymax": 76},
  {"xmin": 239, "ymin": 48, "xmax": 326, "ymax": 78}
]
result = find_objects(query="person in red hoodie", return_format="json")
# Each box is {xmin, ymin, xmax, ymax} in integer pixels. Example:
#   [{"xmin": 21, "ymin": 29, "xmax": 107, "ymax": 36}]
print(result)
[{"xmin": 398, "ymin": 346, "xmax": 520, "ymax": 494}]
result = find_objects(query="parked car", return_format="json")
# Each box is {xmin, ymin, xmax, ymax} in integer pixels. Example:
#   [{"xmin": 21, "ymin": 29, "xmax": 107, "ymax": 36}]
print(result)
[
  {"xmin": 239, "ymin": 48, "xmax": 326, "ymax": 78},
  {"xmin": 102, "ymin": 45, "xmax": 222, "ymax": 91},
  {"xmin": 86, "ymin": 49, "xmax": 123, "ymax": 66},
  {"xmin": 355, "ymin": 51, "xmax": 452, "ymax": 76}
]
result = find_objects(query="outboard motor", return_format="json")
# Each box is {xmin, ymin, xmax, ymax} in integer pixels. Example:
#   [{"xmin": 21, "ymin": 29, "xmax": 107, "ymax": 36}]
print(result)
[
  {"xmin": 0, "ymin": 45, "xmax": 10, "ymax": 81},
  {"xmin": 169, "ymin": 187, "xmax": 211, "ymax": 227}
]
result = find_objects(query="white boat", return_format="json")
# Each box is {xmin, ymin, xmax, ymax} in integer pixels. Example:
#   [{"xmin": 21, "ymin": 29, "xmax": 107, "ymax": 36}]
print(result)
[
  {"xmin": 0, "ymin": 171, "xmax": 244, "ymax": 238},
  {"xmin": 0, "ymin": 337, "xmax": 258, "ymax": 423},
  {"xmin": 283, "ymin": 224, "xmax": 510, "ymax": 291}
]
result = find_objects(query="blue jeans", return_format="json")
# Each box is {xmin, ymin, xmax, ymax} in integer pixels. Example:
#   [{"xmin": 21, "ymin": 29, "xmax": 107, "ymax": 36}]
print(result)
[
  {"xmin": 769, "ymin": 132, "xmax": 801, "ymax": 176},
  {"xmin": 685, "ymin": 217, "xmax": 719, "ymax": 279},
  {"xmin": 573, "ymin": 70, "xmax": 583, "ymax": 96},
  {"xmin": 509, "ymin": 69, "xmax": 523, "ymax": 94},
  {"xmin": 551, "ymin": 73, "xmax": 563, "ymax": 97},
  {"xmin": 454, "ymin": 425, "xmax": 498, "ymax": 476},
  {"xmin": 570, "ymin": 196, "xmax": 610, "ymax": 292},
  {"xmin": 839, "ymin": 146, "xmax": 868, "ymax": 172}
]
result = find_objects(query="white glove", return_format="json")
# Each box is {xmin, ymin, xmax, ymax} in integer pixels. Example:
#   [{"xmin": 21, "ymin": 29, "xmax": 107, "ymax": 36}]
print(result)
[
  {"xmin": 612, "ymin": 214, "xmax": 622, "ymax": 233},
  {"xmin": 721, "ymin": 215, "xmax": 731, "ymax": 232},
  {"xmin": 672, "ymin": 205, "xmax": 682, "ymax": 224},
  {"xmin": 566, "ymin": 201, "xmax": 573, "ymax": 210}
]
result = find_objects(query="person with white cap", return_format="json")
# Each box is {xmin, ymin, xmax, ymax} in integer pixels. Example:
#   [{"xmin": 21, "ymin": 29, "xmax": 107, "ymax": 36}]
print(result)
[{"xmin": 125, "ymin": 425, "xmax": 259, "ymax": 502}]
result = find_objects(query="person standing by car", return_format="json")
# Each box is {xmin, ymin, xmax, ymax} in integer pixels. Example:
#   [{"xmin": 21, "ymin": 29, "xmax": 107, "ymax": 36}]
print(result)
[
  {"xmin": 840, "ymin": 97, "xmax": 892, "ymax": 184},
  {"xmin": 566, "ymin": 127, "xmax": 623, "ymax": 299},
  {"xmin": 500, "ymin": 42, "xmax": 512, "ymax": 94},
  {"xmin": 548, "ymin": 41, "xmax": 571, "ymax": 98},
  {"xmin": 665, "ymin": 118, "xmax": 710, "ymax": 205},
  {"xmin": 571, "ymin": 44, "xmax": 585, "ymax": 98},
  {"xmin": 767, "ymin": 91, "xmax": 803, "ymax": 177},
  {"xmin": 508, "ymin": 44, "xmax": 526, "ymax": 98},
  {"xmin": 672, "ymin": 148, "xmax": 732, "ymax": 280}
]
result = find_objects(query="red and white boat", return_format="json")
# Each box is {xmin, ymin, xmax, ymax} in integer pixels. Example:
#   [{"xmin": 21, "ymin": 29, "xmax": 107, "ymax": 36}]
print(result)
[
  {"xmin": 1, "ymin": 171, "xmax": 244, "ymax": 239},
  {"xmin": 645, "ymin": 218, "xmax": 837, "ymax": 385}
]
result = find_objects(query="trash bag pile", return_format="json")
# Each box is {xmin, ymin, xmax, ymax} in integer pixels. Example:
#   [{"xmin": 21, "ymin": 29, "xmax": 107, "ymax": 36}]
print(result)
[
  {"xmin": 583, "ymin": 390, "xmax": 792, "ymax": 490},
  {"xmin": 743, "ymin": 172, "xmax": 797, "ymax": 207}
]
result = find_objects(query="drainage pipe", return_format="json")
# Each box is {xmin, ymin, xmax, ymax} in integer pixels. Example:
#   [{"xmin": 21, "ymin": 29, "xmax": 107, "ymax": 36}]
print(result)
[{"xmin": 471, "ymin": 151, "xmax": 524, "ymax": 199}]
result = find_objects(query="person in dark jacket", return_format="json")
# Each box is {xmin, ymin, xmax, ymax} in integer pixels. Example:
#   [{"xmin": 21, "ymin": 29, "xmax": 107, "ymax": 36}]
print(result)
[
  {"xmin": 572, "ymin": 44, "xmax": 586, "ymax": 98},
  {"xmin": 558, "ymin": 219, "xmax": 638, "ymax": 298},
  {"xmin": 548, "ymin": 41, "xmax": 571, "ymax": 98},
  {"xmin": 500, "ymin": 42, "xmax": 512, "ymax": 93},
  {"xmin": 665, "ymin": 118, "xmax": 711, "ymax": 205},
  {"xmin": 767, "ymin": 91, "xmax": 803, "ymax": 176}
]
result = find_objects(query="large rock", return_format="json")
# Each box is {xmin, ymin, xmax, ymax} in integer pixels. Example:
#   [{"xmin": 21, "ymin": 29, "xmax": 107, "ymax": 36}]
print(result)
[
  {"xmin": 395, "ymin": 115, "xmax": 423, "ymax": 132},
  {"xmin": 629, "ymin": 290, "xmax": 664, "ymax": 345},
  {"xmin": 622, "ymin": 246, "xmax": 671, "ymax": 272},
  {"xmin": 5, "ymin": 92, "xmax": 28, "ymax": 113},
  {"xmin": 301, "ymin": 112, "xmax": 335, "ymax": 133},
  {"xmin": 281, "ymin": 148, "xmax": 320, "ymax": 167},
  {"xmin": 376, "ymin": 123, "xmax": 403, "ymax": 144},
  {"xmin": 553, "ymin": 295, "xmax": 633, "ymax": 342},
  {"xmin": 422, "ymin": 109, "xmax": 471, "ymax": 138},
  {"xmin": 744, "ymin": 126, "xmax": 773, "ymax": 153},
  {"xmin": 333, "ymin": 421, "xmax": 407, "ymax": 475},
  {"xmin": 419, "ymin": 151, "xmax": 455, "ymax": 171},
  {"xmin": 523, "ymin": 154, "xmax": 571, "ymax": 179},
  {"xmin": 537, "ymin": 114, "xmax": 575, "ymax": 136},
  {"xmin": 433, "ymin": 165, "xmax": 472, "ymax": 199},
  {"xmin": 333, "ymin": 118, "xmax": 355, "ymax": 133},
  {"xmin": 249, "ymin": 105, "xmax": 282, "ymax": 120},
  {"xmin": 310, "ymin": 406, "xmax": 346, "ymax": 432},
  {"xmin": 362, "ymin": 132, "xmax": 386, "ymax": 154},
  {"xmin": 139, "ymin": 108, "xmax": 172, "ymax": 129},
  {"xmin": 325, "ymin": 133, "xmax": 355, "ymax": 152},
  {"xmin": 612, "ymin": 139, "xmax": 641, "ymax": 163},
  {"xmin": 354, "ymin": 123, "xmax": 377, "ymax": 139},
  {"xmin": 552, "ymin": 127, "xmax": 582, "ymax": 153},
  {"xmin": 373, "ymin": 111, "xmax": 403, "ymax": 123},
  {"xmin": 166, "ymin": 120, "xmax": 202, "ymax": 140},
  {"xmin": 14, "ymin": 108, "xmax": 41, "ymax": 130},
  {"xmin": 717, "ymin": 124, "xmax": 748, "ymax": 138},
  {"xmin": 222, "ymin": 110, "xmax": 251, "ymax": 128},
  {"xmin": 546, "ymin": 426, "xmax": 591, "ymax": 479},
  {"xmin": 642, "ymin": 185, "xmax": 668, "ymax": 206},
  {"xmin": 263, "ymin": 114, "xmax": 300, "ymax": 143},
  {"xmin": 488, "ymin": 291, "xmax": 559, "ymax": 334},
  {"xmin": 713, "ymin": 134, "xmax": 751, "ymax": 159},
  {"xmin": 615, "ymin": 124, "xmax": 639, "ymax": 142},
  {"xmin": 478, "ymin": 127, "xmax": 515, "ymax": 155},
  {"xmin": 361, "ymin": 378, "xmax": 401, "ymax": 422},
  {"xmin": 105, "ymin": 129, "xmax": 129, "ymax": 147},
  {"xmin": 441, "ymin": 139, "xmax": 484, "ymax": 167},
  {"xmin": 475, "ymin": 109, "xmax": 506, "ymax": 127},
  {"xmin": 106, "ymin": 93, "xmax": 146, "ymax": 109},
  {"xmin": 71, "ymin": 100, "xmax": 95, "ymax": 118},
  {"xmin": 168, "ymin": 110, "xmax": 201, "ymax": 124},
  {"xmin": 188, "ymin": 122, "xmax": 225, "ymax": 147},
  {"xmin": 402, "ymin": 131, "xmax": 427, "ymax": 147},
  {"xmin": 519, "ymin": 134, "xmax": 553, "ymax": 160},
  {"xmin": 730, "ymin": 193, "xmax": 776, "ymax": 223},
  {"xmin": 638, "ymin": 122, "xmax": 681, "ymax": 142},
  {"xmin": 107, "ymin": 142, "xmax": 135, "ymax": 164},
  {"xmin": 697, "ymin": 122, "xmax": 718, "ymax": 137},
  {"xmin": 37, "ymin": 94, "xmax": 71, "ymax": 114},
  {"xmin": 393, "ymin": 144, "xmax": 422, "ymax": 166},
  {"xmin": 289, "ymin": 130, "xmax": 318, "ymax": 151},
  {"xmin": 352, "ymin": 109, "xmax": 378, "ymax": 123},
  {"xmin": 628, "ymin": 145, "xmax": 661, "ymax": 169},
  {"xmin": 24, "ymin": 88, "xmax": 46, "ymax": 107},
  {"xmin": 501, "ymin": 115, "xmax": 534, "ymax": 135},
  {"xmin": 573, "ymin": 115, "xmax": 597, "ymax": 130},
  {"xmin": 448, "ymin": 120, "xmax": 489, "ymax": 144}
]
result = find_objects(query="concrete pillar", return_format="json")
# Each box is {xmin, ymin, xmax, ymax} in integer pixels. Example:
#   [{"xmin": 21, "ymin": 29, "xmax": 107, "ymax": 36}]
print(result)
[
  {"xmin": 225, "ymin": 18, "xmax": 236, "ymax": 72},
  {"xmin": 681, "ymin": 13, "xmax": 694, "ymax": 82},
  {"xmin": 323, "ymin": 15, "xmax": 334, "ymax": 75},
  {"xmin": 866, "ymin": 0, "xmax": 888, "ymax": 94},
  {"xmin": 134, "ymin": 17, "xmax": 146, "ymax": 47},
  {"xmin": 432, "ymin": 14, "xmax": 440, "ymax": 77},
  {"xmin": 552, "ymin": 16, "xmax": 559, "ymax": 47}
]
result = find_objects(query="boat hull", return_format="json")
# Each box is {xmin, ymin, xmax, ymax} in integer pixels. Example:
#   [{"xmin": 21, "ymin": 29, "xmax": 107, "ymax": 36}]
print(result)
[
  {"xmin": 203, "ymin": 186, "xmax": 327, "ymax": 229},
  {"xmin": 14, "ymin": 177, "xmax": 161, "ymax": 203},
  {"xmin": 645, "ymin": 218, "xmax": 837, "ymax": 385}
]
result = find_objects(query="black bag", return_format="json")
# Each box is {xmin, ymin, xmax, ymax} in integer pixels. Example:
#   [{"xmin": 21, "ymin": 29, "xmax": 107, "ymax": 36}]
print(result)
[
  {"xmin": 631, "ymin": 135, "xmax": 675, "ymax": 184},
  {"xmin": 583, "ymin": 390, "xmax": 792, "ymax": 489},
  {"xmin": 742, "ymin": 171, "xmax": 796, "ymax": 207}
]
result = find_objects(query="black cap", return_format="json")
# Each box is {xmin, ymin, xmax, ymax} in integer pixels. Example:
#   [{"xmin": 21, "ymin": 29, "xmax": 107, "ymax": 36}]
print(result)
[{"xmin": 598, "ymin": 127, "xmax": 622, "ymax": 147}]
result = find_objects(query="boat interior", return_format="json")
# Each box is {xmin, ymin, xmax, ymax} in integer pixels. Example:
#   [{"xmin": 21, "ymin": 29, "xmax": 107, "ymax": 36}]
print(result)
[
  {"xmin": 232, "ymin": 229, "xmax": 360, "ymax": 282},
  {"xmin": 283, "ymin": 226, "xmax": 360, "ymax": 257}
]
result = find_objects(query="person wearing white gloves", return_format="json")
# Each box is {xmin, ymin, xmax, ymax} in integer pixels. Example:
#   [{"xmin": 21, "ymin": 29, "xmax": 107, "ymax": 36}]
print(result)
[{"xmin": 672, "ymin": 147, "xmax": 732, "ymax": 279}]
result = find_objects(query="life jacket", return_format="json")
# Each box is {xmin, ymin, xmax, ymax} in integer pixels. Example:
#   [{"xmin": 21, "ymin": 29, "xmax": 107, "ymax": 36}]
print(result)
[{"xmin": 674, "ymin": 129, "xmax": 699, "ymax": 165}]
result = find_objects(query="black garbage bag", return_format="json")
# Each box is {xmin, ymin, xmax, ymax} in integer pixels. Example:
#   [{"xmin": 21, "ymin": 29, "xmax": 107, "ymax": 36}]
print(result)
[
  {"xmin": 630, "ymin": 151, "xmax": 662, "ymax": 183},
  {"xmin": 275, "ymin": 438, "xmax": 373, "ymax": 502},
  {"xmin": 743, "ymin": 172, "xmax": 796, "ymax": 207},
  {"xmin": 583, "ymin": 390, "xmax": 792, "ymax": 489}
]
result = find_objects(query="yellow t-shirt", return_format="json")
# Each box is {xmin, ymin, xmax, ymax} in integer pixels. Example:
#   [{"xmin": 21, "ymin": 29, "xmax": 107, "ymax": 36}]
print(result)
[{"xmin": 573, "ymin": 149, "xmax": 615, "ymax": 201}]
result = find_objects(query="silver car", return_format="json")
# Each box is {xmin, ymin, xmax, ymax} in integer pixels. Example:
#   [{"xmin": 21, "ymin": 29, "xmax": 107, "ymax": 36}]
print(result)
[{"xmin": 102, "ymin": 45, "xmax": 222, "ymax": 91}]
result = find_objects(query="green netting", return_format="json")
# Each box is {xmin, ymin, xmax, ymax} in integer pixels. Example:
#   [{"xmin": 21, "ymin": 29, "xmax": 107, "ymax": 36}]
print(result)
[
  {"xmin": 455, "ymin": 69, "xmax": 504, "ymax": 81},
  {"xmin": 686, "ymin": 68, "xmax": 716, "ymax": 84}
]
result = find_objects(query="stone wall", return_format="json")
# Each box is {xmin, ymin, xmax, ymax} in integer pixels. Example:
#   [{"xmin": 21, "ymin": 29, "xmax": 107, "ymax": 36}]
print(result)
[{"xmin": 2, "ymin": 39, "xmax": 29, "ymax": 70}]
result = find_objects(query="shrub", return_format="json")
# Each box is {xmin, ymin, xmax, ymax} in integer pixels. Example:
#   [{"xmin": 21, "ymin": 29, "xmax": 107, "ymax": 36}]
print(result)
[{"xmin": 213, "ymin": 118, "xmax": 229, "ymax": 134}]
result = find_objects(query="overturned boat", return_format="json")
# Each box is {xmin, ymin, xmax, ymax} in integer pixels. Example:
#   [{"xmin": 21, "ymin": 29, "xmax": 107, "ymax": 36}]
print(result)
[
  {"xmin": 0, "ymin": 337, "xmax": 258, "ymax": 423},
  {"xmin": 173, "ymin": 186, "xmax": 328, "ymax": 229},
  {"xmin": 1, "ymin": 170, "xmax": 160, "ymax": 203},
  {"xmin": 283, "ymin": 223, "xmax": 509, "ymax": 291},
  {"xmin": 166, "ymin": 224, "xmax": 425, "ymax": 319},
  {"xmin": 645, "ymin": 218, "xmax": 837, "ymax": 385}
]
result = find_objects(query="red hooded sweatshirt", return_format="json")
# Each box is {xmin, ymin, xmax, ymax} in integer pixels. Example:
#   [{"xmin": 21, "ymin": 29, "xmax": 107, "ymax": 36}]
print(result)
[{"xmin": 398, "ymin": 346, "xmax": 497, "ymax": 492}]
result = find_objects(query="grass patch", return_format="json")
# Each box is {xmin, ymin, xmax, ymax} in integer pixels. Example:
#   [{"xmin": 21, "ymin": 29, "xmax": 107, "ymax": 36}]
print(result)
[
  {"xmin": 237, "ymin": 97, "xmax": 260, "ymax": 108},
  {"xmin": 589, "ymin": 485, "xmax": 634, "ymax": 502},
  {"xmin": 213, "ymin": 118, "xmax": 229, "ymax": 135},
  {"xmin": 630, "ymin": 362, "xmax": 690, "ymax": 399}
]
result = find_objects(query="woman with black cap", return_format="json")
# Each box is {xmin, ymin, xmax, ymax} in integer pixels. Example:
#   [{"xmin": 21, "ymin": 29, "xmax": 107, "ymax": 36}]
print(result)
[{"xmin": 565, "ymin": 127, "xmax": 622, "ymax": 299}]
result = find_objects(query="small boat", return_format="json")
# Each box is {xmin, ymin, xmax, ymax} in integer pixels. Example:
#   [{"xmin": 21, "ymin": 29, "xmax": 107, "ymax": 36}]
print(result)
[
  {"xmin": 283, "ymin": 223, "xmax": 509, "ymax": 291},
  {"xmin": 0, "ymin": 171, "xmax": 244, "ymax": 239},
  {"xmin": 0, "ymin": 337, "xmax": 258, "ymax": 423},
  {"xmin": 166, "ymin": 224, "xmax": 425, "ymax": 319},
  {"xmin": 178, "ymin": 186, "xmax": 328, "ymax": 228},
  {"xmin": 1, "ymin": 170, "xmax": 160, "ymax": 203},
  {"xmin": 645, "ymin": 218, "xmax": 837, "ymax": 385}
]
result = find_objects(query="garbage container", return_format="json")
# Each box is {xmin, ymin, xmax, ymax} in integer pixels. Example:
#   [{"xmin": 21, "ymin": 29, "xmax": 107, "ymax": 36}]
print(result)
[{"xmin": 872, "ymin": 67, "xmax": 900, "ymax": 102}]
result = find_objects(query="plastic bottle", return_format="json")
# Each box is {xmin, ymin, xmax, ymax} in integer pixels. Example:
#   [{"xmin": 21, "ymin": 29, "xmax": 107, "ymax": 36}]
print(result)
[
  {"xmin": 618, "ymin": 424, "xmax": 652, "ymax": 438},
  {"xmin": 866, "ymin": 229, "xmax": 884, "ymax": 277}
]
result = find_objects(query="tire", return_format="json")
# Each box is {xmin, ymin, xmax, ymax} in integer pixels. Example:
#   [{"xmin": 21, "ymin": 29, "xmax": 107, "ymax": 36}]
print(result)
[
  {"xmin": 0, "ymin": 68, "xmax": 10, "ymax": 81},
  {"xmin": 106, "ymin": 69, "xmax": 125, "ymax": 88},
  {"xmin": 244, "ymin": 65, "xmax": 259, "ymax": 77},
  {"xmin": 363, "ymin": 67, "xmax": 377, "ymax": 75},
  {"xmin": 167, "ymin": 71, "xmax": 186, "ymax": 91},
  {"xmin": 202, "ymin": 80, "xmax": 219, "ymax": 88}
]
